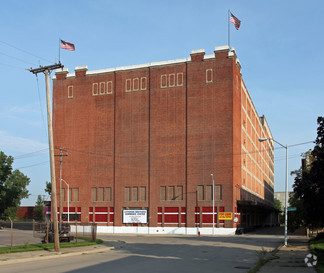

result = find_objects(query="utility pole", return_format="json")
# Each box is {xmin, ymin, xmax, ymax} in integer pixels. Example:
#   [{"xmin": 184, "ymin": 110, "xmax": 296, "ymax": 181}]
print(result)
[
  {"xmin": 55, "ymin": 147, "xmax": 68, "ymax": 229},
  {"xmin": 28, "ymin": 63, "xmax": 63, "ymax": 252}
]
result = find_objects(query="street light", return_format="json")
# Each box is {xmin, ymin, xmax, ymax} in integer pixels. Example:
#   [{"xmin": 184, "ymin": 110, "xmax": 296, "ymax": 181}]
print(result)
[
  {"xmin": 61, "ymin": 179, "xmax": 70, "ymax": 223},
  {"xmin": 211, "ymin": 174, "xmax": 215, "ymax": 235},
  {"xmin": 259, "ymin": 137, "xmax": 288, "ymax": 247}
]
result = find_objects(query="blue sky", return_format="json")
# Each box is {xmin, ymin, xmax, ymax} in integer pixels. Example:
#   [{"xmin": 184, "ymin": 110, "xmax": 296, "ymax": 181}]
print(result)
[{"xmin": 0, "ymin": 0, "xmax": 323, "ymax": 206}]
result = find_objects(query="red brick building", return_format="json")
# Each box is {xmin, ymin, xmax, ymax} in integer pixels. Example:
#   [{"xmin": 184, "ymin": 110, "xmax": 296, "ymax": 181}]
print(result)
[{"xmin": 53, "ymin": 46, "xmax": 276, "ymax": 235}]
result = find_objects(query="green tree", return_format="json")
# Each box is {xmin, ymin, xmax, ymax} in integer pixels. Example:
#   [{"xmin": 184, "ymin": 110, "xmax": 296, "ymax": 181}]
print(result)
[
  {"xmin": 287, "ymin": 191, "xmax": 306, "ymax": 232},
  {"xmin": 274, "ymin": 198, "xmax": 284, "ymax": 225},
  {"xmin": 34, "ymin": 195, "xmax": 44, "ymax": 222},
  {"xmin": 45, "ymin": 181, "xmax": 51, "ymax": 196},
  {"xmin": 0, "ymin": 151, "xmax": 30, "ymax": 219},
  {"xmin": 274, "ymin": 198, "xmax": 282, "ymax": 211},
  {"xmin": 292, "ymin": 117, "xmax": 324, "ymax": 229}
]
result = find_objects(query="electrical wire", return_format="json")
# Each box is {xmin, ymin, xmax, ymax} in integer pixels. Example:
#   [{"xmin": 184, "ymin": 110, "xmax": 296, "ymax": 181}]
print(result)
[
  {"xmin": 16, "ymin": 160, "xmax": 49, "ymax": 169},
  {"xmin": 289, "ymin": 141, "xmax": 315, "ymax": 147},
  {"xmin": 35, "ymin": 75, "xmax": 48, "ymax": 135},
  {"xmin": 14, "ymin": 149, "xmax": 48, "ymax": 160},
  {"xmin": 0, "ymin": 40, "xmax": 52, "ymax": 63},
  {"xmin": 0, "ymin": 62, "xmax": 25, "ymax": 70},
  {"xmin": 0, "ymin": 51, "xmax": 37, "ymax": 66}
]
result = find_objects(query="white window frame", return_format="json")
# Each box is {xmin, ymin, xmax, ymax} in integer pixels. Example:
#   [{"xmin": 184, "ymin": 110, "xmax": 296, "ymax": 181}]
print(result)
[
  {"xmin": 177, "ymin": 73, "xmax": 183, "ymax": 87},
  {"xmin": 161, "ymin": 74, "xmax": 168, "ymax": 88},
  {"xmin": 206, "ymin": 69, "xmax": 213, "ymax": 83},
  {"xmin": 99, "ymin": 82, "xmax": 106, "ymax": 95},
  {"xmin": 92, "ymin": 83, "xmax": 98, "ymax": 96},
  {"xmin": 140, "ymin": 77, "xmax": 147, "ymax": 91},
  {"xmin": 68, "ymin": 85, "xmax": 73, "ymax": 98},
  {"xmin": 169, "ymin": 73, "xmax": 175, "ymax": 87},
  {"xmin": 107, "ymin": 81, "xmax": 113, "ymax": 94},
  {"xmin": 125, "ymin": 79, "xmax": 132, "ymax": 92},
  {"xmin": 133, "ymin": 78, "xmax": 139, "ymax": 91}
]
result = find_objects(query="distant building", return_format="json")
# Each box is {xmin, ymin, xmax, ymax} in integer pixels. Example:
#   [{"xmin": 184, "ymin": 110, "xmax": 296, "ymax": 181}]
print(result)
[
  {"xmin": 52, "ymin": 45, "xmax": 276, "ymax": 235},
  {"xmin": 16, "ymin": 206, "xmax": 35, "ymax": 220},
  {"xmin": 302, "ymin": 150, "xmax": 314, "ymax": 171},
  {"xmin": 274, "ymin": 192, "xmax": 292, "ymax": 211}
]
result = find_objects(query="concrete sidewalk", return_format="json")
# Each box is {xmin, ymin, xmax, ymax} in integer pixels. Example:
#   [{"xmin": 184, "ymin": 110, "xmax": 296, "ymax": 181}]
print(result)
[{"xmin": 258, "ymin": 237, "xmax": 317, "ymax": 273}]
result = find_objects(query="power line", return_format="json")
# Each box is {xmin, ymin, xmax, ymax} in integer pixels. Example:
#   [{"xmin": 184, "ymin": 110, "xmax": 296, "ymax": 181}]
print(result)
[
  {"xmin": 35, "ymin": 75, "xmax": 48, "ymax": 134},
  {"xmin": 0, "ymin": 62, "xmax": 25, "ymax": 70},
  {"xmin": 289, "ymin": 141, "xmax": 315, "ymax": 147},
  {"xmin": 0, "ymin": 40, "xmax": 52, "ymax": 63},
  {"xmin": 16, "ymin": 160, "xmax": 49, "ymax": 169},
  {"xmin": 0, "ymin": 51, "xmax": 38, "ymax": 66},
  {"xmin": 14, "ymin": 148, "xmax": 48, "ymax": 160}
]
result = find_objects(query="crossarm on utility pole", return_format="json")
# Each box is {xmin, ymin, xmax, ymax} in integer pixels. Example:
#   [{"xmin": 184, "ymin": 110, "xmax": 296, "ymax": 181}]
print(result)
[{"xmin": 28, "ymin": 62, "xmax": 63, "ymax": 252}]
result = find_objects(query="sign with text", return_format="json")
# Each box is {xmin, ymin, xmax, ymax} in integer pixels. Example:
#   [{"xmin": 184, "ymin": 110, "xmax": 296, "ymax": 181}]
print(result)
[
  {"xmin": 218, "ymin": 212, "xmax": 233, "ymax": 220},
  {"xmin": 123, "ymin": 210, "xmax": 148, "ymax": 224}
]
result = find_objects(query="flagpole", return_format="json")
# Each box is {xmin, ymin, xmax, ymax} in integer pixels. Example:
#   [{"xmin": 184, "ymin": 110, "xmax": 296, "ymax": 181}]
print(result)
[
  {"xmin": 59, "ymin": 38, "xmax": 61, "ymax": 63},
  {"xmin": 228, "ymin": 10, "xmax": 231, "ymax": 51}
]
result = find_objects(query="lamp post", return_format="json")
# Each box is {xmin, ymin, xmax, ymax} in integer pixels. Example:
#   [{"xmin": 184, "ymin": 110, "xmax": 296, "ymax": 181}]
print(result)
[
  {"xmin": 61, "ymin": 179, "xmax": 69, "ymax": 223},
  {"xmin": 211, "ymin": 174, "xmax": 215, "ymax": 235},
  {"xmin": 259, "ymin": 137, "xmax": 288, "ymax": 247}
]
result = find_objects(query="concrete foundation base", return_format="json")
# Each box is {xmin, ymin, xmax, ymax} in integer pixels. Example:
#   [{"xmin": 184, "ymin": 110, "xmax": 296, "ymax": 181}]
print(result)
[{"xmin": 71, "ymin": 225, "xmax": 237, "ymax": 236}]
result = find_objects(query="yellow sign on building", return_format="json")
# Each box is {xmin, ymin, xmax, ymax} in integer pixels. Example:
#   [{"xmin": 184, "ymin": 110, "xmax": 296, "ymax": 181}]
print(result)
[{"xmin": 218, "ymin": 212, "xmax": 233, "ymax": 220}]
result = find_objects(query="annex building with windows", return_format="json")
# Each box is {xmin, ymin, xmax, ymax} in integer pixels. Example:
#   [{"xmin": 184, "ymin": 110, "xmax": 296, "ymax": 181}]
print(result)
[{"xmin": 52, "ymin": 45, "xmax": 277, "ymax": 235}]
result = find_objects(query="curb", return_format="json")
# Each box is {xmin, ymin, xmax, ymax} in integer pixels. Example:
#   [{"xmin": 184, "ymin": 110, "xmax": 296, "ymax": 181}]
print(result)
[{"xmin": 0, "ymin": 245, "xmax": 113, "ymax": 266}]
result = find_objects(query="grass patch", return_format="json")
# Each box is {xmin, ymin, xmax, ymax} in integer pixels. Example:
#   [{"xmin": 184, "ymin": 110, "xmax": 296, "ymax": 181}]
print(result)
[
  {"xmin": 310, "ymin": 236, "xmax": 324, "ymax": 273},
  {"xmin": 247, "ymin": 246, "xmax": 280, "ymax": 273},
  {"xmin": 0, "ymin": 237, "xmax": 103, "ymax": 255}
]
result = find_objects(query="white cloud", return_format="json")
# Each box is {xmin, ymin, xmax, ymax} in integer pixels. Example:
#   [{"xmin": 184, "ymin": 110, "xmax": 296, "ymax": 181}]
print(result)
[{"xmin": 0, "ymin": 130, "xmax": 48, "ymax": 153}]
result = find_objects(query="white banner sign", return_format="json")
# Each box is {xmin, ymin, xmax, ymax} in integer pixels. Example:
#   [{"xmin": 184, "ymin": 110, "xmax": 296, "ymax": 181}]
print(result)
[{"xmin": 123, "ymin": 210, "xmax": 148, "ymax": 224}]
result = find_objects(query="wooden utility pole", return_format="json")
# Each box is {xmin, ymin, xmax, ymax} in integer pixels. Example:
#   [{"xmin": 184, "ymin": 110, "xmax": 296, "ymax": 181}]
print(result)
[
  {"xmin": 29, "ymin": 63, "xmax": 63, "ymax": 252},
  {"xmin": 55, "ymin": 147, "xmax": 68, "ymax": 229}
]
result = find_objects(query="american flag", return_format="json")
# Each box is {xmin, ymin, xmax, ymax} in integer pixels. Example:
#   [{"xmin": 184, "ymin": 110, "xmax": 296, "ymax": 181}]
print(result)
[
  {"xmin": 230, "ymin": 13, "xmax": 241, "ymax": 30},
  {"xmin": 60, "ymin": 40, "xmax": 75, "ymax": 51}
]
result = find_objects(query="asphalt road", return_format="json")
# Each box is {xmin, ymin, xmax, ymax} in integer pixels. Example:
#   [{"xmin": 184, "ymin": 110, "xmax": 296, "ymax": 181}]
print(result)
[{"xmin": 0, "ymin": 232, "xmax": 282, "ymax": 273}]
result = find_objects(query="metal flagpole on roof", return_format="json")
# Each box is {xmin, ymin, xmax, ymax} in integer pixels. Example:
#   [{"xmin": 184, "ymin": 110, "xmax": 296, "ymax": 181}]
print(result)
[
  {"xmin": 228, "ymin": 10, "xmax": 231, "ymax": 51},
  {"xmin": 59, "ymin": 38, "xmax": 61, "ymax": 63}
]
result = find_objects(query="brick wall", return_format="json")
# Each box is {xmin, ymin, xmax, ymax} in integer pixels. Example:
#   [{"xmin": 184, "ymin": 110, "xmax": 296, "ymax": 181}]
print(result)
[{"xmin": 53, "ymin": 46, "xmax": 273, "ymax": 228}]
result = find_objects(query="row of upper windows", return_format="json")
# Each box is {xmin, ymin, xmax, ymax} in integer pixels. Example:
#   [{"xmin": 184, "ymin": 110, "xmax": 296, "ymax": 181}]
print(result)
[{"xmin": 66, "ymin": 69, "xmax": 215, "ymax": 98}]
